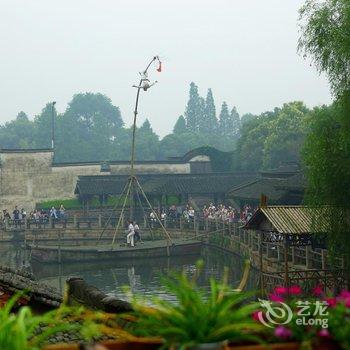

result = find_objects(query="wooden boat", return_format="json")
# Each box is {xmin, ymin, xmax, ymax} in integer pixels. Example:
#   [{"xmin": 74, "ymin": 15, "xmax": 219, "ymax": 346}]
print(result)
[{"xmin": 28, "ymin": 238, "xmax": 202, "ymax": 263}]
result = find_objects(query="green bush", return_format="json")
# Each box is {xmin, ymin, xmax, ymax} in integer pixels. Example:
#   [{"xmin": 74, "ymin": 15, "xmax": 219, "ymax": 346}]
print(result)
[
  {"xmin": 36, "ymin": 198, "xmax": 82, "ymax": 210},
  {"xmin": 36, "ymin": 195, "xmax": 131, "ymax": 210},
  {"xmin": 128, "ymin": 260, "xmax": 262, "ymax": 349}
]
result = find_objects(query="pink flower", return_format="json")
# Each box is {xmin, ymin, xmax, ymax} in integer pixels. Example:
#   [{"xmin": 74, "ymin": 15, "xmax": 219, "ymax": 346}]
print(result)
[
  {"xmin": 274, "ymin": 286, "xmax": 288, "ymax": 295},
  {"xmin": 318, "ymin": 329, "xmax": 330, "ymax": 338},
  {"xmin": 289, "ymin": 285, "xmax": 302, "ymax": 295},
  {"xmin": 312, "ymin": 285, "xmax": 324, "ymax": 297},
  {"xmin": 252, "ymin": 310, "xmax": 261, "ymax": 322},
  {"xmin": 325, "ymin": 297, "xmax": 337, "ymax": 307},
  {"xmin": 344, "ymin": 298, "xmax": 350, "ymax": 308},
  {"xmin": 269, "ymin": 294, "xmax": 285, "ymax": 302},
  {"xmin": 274, "ymin": 326, "xmax": 292, "ymax": 339},
  {"xmin": 339, "ymin": 290, "xmax": 350, "ymax": 299}
]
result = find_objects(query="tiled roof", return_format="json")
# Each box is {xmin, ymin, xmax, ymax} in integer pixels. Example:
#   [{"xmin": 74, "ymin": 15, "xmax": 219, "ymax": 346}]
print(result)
[
  {"xmin": 75, "ymin": 173, "xmax": 256, "ymax": 196},
  {"xmin": 244, "ymin": 206, "xmax": 329, "ymax": 234},
  {"xmin": 229, "ymin": 172, "xmax": 305, "ymax": 202},
  {"xmin": 229, "ymin": 178, "xmax": 288, "ymax": 201}
]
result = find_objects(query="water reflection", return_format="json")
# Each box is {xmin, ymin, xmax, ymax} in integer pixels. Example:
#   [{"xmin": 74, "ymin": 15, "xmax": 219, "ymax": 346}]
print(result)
[{"xmin": 0, "ymin": 243, "xmax": 259, "ymax": 301}]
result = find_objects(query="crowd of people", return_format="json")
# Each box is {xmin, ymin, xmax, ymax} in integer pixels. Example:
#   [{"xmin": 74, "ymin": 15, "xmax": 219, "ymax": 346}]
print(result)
[
  {"xmin": 1, "ymin": 205, "xmax": 68, "ymax": 226},
  {"xmin": 202, "ymin": 203, "xmax": 256, "ymax": 224},
  {"xmin": 148, "ymin": 203, "xmax": 257, "ymax": 225}
]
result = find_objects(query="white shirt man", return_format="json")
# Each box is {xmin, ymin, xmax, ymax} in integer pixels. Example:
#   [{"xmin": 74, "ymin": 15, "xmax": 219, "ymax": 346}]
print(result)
[{"xmin": 127, "ymin": 221, "xmax": 135, "ymax": 247}]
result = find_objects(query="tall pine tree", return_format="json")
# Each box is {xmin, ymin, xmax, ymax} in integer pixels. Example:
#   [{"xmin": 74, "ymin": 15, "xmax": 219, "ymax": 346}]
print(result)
[
  {"xmin": 230, "ymin": 106, "xmax": 241, "ymax": 138},
  {"xmin": 200, "ymin": 88, "xmax": 217, "ymax": 133},
  {"xmin": 185, "ymin": 82, "xmax": 202, "ymax": 132},
  {"xmin": 218, "ymin": 102, "xmax": 231, "ymax": 136},
  {"xmin": 173, "ymin": 115, "xmax": 187, "ymax": 134}
]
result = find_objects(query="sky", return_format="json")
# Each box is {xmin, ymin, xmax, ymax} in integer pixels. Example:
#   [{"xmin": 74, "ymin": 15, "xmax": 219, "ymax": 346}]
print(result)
[{"xmin": 0, "ymin": 0, "xmax": 332, "ymax": 137}]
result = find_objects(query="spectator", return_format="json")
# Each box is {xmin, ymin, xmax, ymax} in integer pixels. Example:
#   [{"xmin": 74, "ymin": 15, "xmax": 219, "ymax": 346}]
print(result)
[
  {"xmin": 50, "ymin": 206, "xmax": 58, "ymax": 219},
  {"xmin": 13, "ymin": 206, "xmax": 20, "ymax": 227}
]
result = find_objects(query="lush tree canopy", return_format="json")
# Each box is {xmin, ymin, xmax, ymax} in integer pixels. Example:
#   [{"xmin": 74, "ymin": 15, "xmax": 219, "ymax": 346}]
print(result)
[
  {"xmin": 298, "ymin": 0, "xmax": 350, "ymax": 265},
  {"xmin": 0, "ymin": 85, "xmax": 243, "ymax": 162}
]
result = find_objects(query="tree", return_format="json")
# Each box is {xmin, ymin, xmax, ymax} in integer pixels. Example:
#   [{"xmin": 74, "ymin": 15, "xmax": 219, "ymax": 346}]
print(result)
[
  {"xmin": 135, "ymin": 119, "xmax": 159, "ymax": 160},
  {"xmin": 230, "ymin": 107, "xmax": 241, "ymax": 138},
  {"xmin": 233, "ymin": 104, "xmax": 309, "ymax": 172},
  {"xmin": 241, "ymin": 113, "xmax": 256, "ymax": 125},
  {"xmin": 262, "ymin": 102, "xmax": 308, "ymax": 169},
  {"xmin": 16, "ymin": 111, "xmax": 29, "ymax": 121},
  {"xmin": 173, "ymin": 115, "xmax": 187, "ymax": 134},
  {"xmin": 0, "ymin": 111, "xmax": 35, "ymax": 149},
  {"xmin": 185, "ymin": 82, "xmax": 202, "ymax": 132},
  {"xmin": 298, "ymin": 0, "xmax": 350, "ymax": 98},
  {"xmin": 57, "ymin": 93, "xmax": 124, "ymax": 161},
  {"xmin": 33, "ymin": 103, "xmax": 57, "ymax": 149},
  {"xmin": 200, "ymin": 88, "xmax": 217, "ymax": 133},
  {"xmin": 218, "ymin": 102, "xmax": 231, "ymax": 136},
  {"xmin": 298, "ymin": 0, "xmax": 350, "ymax": 268}
]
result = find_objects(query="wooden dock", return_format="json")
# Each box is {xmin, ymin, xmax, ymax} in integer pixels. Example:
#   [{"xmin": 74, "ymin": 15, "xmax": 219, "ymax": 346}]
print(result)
[{"xmin": 29, "ymin": 238, "xmax": 202, "ymax": 263}]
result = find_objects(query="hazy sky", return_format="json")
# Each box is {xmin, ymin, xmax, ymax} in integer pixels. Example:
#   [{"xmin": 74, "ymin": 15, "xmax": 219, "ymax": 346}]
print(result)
[{"xmin": 0, "ymin": 0, "xmax": 332, "ymax": 137}]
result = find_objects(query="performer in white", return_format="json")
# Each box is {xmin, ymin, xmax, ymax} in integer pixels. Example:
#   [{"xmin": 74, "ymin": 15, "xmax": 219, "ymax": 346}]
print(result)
[{"xmin": 126, "ymin": 220, "xmax": 135, "ymax": 247}]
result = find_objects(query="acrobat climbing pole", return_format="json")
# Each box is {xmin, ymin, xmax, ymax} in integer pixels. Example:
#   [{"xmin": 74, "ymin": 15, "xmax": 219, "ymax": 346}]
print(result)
[{"xmin": 97, "ymin": 56, "xmax": 172, "ymax": 253}]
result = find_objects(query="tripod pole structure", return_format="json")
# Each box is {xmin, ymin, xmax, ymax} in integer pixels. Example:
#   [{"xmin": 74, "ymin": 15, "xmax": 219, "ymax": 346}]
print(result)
[
  {"xmin": 129, "ymin": 56, "xmax": 159, "ymax": 220},
  {"xmin": 110, "ymin": 56, "xmax": 172, "ymax": 250}
]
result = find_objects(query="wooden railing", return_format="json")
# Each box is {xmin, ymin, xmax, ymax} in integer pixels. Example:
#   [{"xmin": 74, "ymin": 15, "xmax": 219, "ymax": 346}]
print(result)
[{"xmin": 1, "ymin": 215, "xmax": 344, "ymax": 281}]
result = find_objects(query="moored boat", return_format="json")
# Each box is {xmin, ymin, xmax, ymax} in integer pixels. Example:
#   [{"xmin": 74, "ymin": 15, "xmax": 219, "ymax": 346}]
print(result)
[{"xmin": 28, "ymin": 238, "xmax": 202, "ymax": 263}]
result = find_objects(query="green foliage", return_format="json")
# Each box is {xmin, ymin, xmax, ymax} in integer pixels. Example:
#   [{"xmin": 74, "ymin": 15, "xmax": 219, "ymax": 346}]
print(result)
[
  {"xmin": 173, "ymin": 115, "xmax": 187, "ymax": 134},
  {"xmin": 0, "ymin": 111, "xmax": 36, "ymax": 149},
  {"xmin": 36, "ymin": 198, "xmax": 82, "ymax": 210},
  {"xmin": 128, "ymin": 261, "xmax": 262, "ymax": 349},
  {"xmin": 37, "ymin": 195, "xmax": 130, "ymax": 209},
  {"xmin": 201, "ymin": 88, "xmax": 218, "ymax": 133},
  {"xmin": 298, "ymin": 0, "xmax": 350, "ymax": 265},
  {"xmin": 185, "ymin": 82, "xmax": 202, "ymax": 132},
  {"xmin": 298, "ymin": 0, "xmax": 350, "ymax": 97},
  {"xmin": 234, "ymin": 102, "xmax": 309, "ymax": 171},
  {"xmin": 0, "ymin": 293, "xmax": 96, "ymax": 350},
  {"xmin": 328, "ymin": 302, "xmax": 350, "ymax": 350},
  {"xmin": 302, "ymin": 102, "xmax": 350, "ymax": 260},
  {"xmin": 135, "ymin": 119, "xmax": 160, "ymax": 160}
]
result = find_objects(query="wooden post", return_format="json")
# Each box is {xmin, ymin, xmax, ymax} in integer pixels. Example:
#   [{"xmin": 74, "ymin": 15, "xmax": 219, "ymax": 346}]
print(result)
[
  {"xmin": 284, "ymin": 238, "xmax": 289, "ymax": 289},
  {"xmin": 277, "ymin": 244, "xmax": 281, "ymax": 261},
  {"xmin": 321, "ymin": 249, "xmax": 326, "ymax": 270},
  {"xmin": 58, "ymin": 230, "xmax": 61, "ymax": 264},
  {"xmin": 306, "ymin": 246, "xmax": 311, "ymax": 269},
  {"xmin": 98, "ymin": 214, "xmax": 102, "ymax": 228},
  {"xmin": 73, "ymin": 215, "xmax": 77, "ymax": 228},
  {"xmin": 259, "ymin": 233, "xmax": 264, "ymax": 296}
]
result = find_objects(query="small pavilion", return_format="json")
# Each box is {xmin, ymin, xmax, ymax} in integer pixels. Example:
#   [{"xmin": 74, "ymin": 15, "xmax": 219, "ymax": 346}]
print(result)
[{"xmin": 244, "ymin": 205, "xmax": 346, "ymax": 294}]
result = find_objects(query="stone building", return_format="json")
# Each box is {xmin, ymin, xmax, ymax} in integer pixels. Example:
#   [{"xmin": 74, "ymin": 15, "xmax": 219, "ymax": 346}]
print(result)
[{"xmin": 0, "ymin": 147, "xmax": 237, "ymax": 210}]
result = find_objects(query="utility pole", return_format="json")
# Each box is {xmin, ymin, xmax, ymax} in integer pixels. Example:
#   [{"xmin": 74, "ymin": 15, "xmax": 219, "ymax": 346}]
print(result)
[{"xmin": 51, "ymin": 101, "xmax": 56, "ymax": 150}]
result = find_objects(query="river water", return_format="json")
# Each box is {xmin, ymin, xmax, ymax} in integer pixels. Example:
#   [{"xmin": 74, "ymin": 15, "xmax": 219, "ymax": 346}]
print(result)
[{"xmin": 0, "ymin": 242, "xmax": 258, "ymax": 301}]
